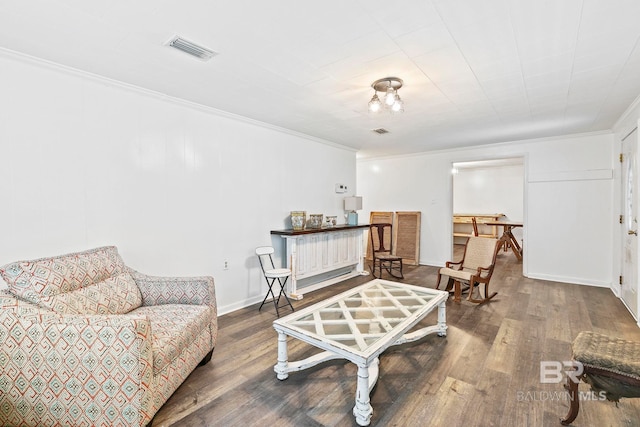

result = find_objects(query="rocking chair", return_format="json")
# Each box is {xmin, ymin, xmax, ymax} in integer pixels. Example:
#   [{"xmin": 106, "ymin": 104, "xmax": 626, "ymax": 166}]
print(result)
[{"xmin": 436, "ymin": 237, "xmax": 500, "ymax": 303}]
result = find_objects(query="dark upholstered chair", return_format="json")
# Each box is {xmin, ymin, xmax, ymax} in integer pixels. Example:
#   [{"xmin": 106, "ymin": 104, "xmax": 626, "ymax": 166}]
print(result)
[{"xmin": 561, "ymin": 331, "xmax": 640, "ymax": 425}]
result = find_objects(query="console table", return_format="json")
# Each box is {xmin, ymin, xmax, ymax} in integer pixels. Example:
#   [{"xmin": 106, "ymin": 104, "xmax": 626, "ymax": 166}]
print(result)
[{"xmin": 271, "ymin": 225, "xmax": 369, "ymax": 299}]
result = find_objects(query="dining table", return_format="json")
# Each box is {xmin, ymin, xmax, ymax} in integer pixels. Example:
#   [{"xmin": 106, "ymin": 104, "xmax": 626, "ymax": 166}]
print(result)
[{"xmin": 486, "ymin": 221, "xmax": 523, "ymax": 260}]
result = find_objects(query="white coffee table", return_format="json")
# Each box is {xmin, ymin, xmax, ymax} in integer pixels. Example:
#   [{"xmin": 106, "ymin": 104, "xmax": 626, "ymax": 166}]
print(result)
[{"xmin": 272, "ymin": 279, "xmax": 448, "ymax": 426}]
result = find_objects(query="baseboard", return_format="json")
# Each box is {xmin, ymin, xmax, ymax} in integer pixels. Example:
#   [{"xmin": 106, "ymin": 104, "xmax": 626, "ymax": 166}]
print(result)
[
  {"xmin": 217, "ymin": 295, "xmax": 265, "ymax": 316},
  {"xmin": 420, "ymin": 259, "xmax": 445, "ymax": 268},
  {"xmin": 525, "ymin": 272, "xmax": 610, "ymax": 288}
]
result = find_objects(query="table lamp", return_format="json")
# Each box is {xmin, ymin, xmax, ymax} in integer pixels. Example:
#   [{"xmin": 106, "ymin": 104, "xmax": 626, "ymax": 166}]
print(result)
[{"xmin": 344, "ymin": 196, "xmax": 363, "ymax": 225}]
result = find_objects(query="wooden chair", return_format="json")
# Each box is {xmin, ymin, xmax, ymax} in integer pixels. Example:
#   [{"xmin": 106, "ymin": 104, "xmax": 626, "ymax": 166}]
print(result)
[
  {"xmin": 436, "ymin": 237, "xmax": 500, "ymax": 303},
  {"xmin": 471, "ymin": 216, "xmax": 479, "ymax": 237},
  {"xmin": 561, "ymin": 331, "xmax": 640, "ymax": 425},
  {"xmin": 369, "ymin": 223, "xmax": 404, "ymax": 279}
]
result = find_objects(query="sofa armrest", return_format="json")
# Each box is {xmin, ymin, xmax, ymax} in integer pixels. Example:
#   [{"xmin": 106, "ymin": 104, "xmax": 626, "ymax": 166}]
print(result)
[
  {"xmin": 127, "ymin": 269, "xmax": 218, "ymax": 350},
  {"xmin": 127, "ymin": 269, "xmax": 216, "ymax": 308},
  {"xmin": 0, "ymin": 294, "xmax": 154, "ymax": 426}
]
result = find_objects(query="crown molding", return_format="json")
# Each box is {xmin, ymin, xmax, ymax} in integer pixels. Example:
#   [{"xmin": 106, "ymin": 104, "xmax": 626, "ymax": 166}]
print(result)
[
  {"xmin": 0, "ymin": 47, "xmax": 356, "ymax": 154},
  {"xmin": 357, "ymin": 130, "xmax": 613, "ymax": 162}
]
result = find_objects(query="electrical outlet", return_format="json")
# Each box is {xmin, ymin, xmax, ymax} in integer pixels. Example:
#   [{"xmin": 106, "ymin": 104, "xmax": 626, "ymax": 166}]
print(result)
[{"xmin": 223, "ymin": 260, "xmax": 229, "ymax": 270}]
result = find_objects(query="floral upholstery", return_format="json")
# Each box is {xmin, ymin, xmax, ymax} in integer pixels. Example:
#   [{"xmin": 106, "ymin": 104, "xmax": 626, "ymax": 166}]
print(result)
[
  {"xmin": 2, "ymin": 246, "xmax": 127, "ymax": 303},
  {"xmin": 0, "ymin": 246, "xmax": 217, "ymax": 427},
  {"xmin": 134, "ymin": 304, "xmax": 212, "ymax": 375},
  {"xmin": 572, "ymin": 331, "xmax": 640, "ymax": 379}
]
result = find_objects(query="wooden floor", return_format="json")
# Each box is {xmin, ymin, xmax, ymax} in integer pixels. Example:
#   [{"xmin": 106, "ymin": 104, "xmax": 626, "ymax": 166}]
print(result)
[{"xmin": 152, "ymin": 249, "xmax": 640, "ymax": 427}]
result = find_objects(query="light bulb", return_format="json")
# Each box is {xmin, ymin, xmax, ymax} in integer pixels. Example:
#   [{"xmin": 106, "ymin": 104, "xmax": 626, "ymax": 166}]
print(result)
[
  {"xmin": 384, "ymin": 87, "xmax": 396, "ymax": 106},
  {"xmin": 391, "ymin": 95, "xmax": 404, "ymax": 113},
  {"xmin": 368, "ymin": 93, "xmax": 382, "ymax": 113}
]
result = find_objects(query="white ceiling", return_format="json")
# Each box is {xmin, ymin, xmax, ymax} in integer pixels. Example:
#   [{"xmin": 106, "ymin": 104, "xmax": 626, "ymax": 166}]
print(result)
[{"xmin": 1, "ymin": 0, "xmax": 640, "ymax": 159}]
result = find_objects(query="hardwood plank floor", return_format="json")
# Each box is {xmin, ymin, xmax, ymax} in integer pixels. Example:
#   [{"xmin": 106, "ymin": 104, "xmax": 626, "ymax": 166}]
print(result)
[{"xmin": 152, "ymin": 249, "xmax": 640, "ymax": 427}]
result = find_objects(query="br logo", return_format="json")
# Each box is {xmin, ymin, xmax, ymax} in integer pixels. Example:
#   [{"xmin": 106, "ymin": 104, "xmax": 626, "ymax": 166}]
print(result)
[{"xmin": 539, "ymin": 361, "xmax": 583, "ymax": 384}]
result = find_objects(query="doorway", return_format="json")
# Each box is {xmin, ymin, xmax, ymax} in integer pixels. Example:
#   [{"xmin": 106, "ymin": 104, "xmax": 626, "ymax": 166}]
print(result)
[
  {"xmin": 621, "ymin": 128, "xmax": 639, "ymax": 318},
  {"xmin": 451, "ymin": 157, "xmax": 525, "ymax": 266}
]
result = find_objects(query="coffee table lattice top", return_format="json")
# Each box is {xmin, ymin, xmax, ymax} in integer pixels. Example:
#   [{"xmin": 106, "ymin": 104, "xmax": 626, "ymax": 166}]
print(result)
[{"xmin": 276, "ymin": 280, "xmax": 444, "ymax": 353}]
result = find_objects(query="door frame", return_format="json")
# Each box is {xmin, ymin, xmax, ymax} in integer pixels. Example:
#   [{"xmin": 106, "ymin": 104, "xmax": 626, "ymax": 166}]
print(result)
[
  {"xmin": 618, "ymin": 125, "xmax": 640, "ymax": 321},
  {"xmin": 449, "ymin": 155, "xmax": 528, "ymax": 276}
]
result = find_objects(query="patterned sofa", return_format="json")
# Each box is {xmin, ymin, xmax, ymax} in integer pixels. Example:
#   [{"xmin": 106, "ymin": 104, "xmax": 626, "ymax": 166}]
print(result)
[{"xmin": 0, "ymin": 246, "xmax": 218, "ymax": 426}]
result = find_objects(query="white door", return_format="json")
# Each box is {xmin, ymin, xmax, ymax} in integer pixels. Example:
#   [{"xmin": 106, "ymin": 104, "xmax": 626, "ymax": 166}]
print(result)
[{"xmin": 621, "ymin": 128, "xmax": 639, "ymax": 318}]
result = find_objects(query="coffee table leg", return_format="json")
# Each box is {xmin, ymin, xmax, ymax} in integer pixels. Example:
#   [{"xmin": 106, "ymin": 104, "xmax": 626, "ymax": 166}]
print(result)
[
  {"xmin": 274, "ymin": 331, "xmax": 289, "ymax": 380},
  {"xmin": 353, "ymin": 364, "xmax": 373, "ymax": 426},
  {"xmin": 437, "ymin": 300, "xmax": 447, "ymax": 337}
]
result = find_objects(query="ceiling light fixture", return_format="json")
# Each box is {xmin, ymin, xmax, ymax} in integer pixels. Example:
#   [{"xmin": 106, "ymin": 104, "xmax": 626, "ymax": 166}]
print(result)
[{"xmin": 368, "ymin": 77, "xmax": 404, "ymax": 113}]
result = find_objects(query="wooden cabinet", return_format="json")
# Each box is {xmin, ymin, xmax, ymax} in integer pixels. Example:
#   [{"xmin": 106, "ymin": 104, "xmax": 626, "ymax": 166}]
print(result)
[
  {"xmin": 453, "ymin": 213, "xmax": 505, "ymax": 244},
  {"xmin": 271, "ymin": 225, "xmax": 368, "ymax": 299}
]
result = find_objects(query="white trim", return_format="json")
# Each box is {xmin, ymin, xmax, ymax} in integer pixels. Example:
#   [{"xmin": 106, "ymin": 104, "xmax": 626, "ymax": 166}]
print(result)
[
  {"xmin": 448, "ymin": 153, "xmax": 529, "ymax": 277},
  {"xmin": 529, "ymin": 169, "xmax": 613, "ymax": 183},
  {"xmin": 217, "ymin": 295, "xmax": 265, "ymax": 316},
  {"xmin": 526, "ymin": 272, "xmax": 611, "ymax": 288},
  {"xmin": 620, "ymin": 298, "xmax": 638, "ymax": 322},
  {"xmin": 613, "ymin": 92, "xmax": 640, "ymax": 131},
  {"xmin": 357, "ymin": 130, "xmax": 613, "ymax": 162},
  {"xmin": 420, "ymin": 259, "xmax": 445, "ymax": 268}
]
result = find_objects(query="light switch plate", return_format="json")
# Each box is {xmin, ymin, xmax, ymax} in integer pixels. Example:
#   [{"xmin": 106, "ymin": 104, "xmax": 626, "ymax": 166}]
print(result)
[{"xmin": 335, "ymin": 183, "xmax": 348, "ymax": 193}]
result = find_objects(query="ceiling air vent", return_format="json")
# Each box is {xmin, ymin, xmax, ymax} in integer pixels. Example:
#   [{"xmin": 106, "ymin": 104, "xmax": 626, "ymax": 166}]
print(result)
[
  {"xmin": 372, "ymin": 128, "xmax": 389, "ymax": 135},
  {"xmin": 165, "ymin": 35, "xmax": 217, "ymax": 61}
]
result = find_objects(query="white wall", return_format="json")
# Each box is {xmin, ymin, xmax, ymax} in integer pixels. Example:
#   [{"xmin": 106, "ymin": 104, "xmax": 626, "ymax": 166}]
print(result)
[
  {"xmin": 358, "ymin": 132, "xmax": 615, "ymax": 287},
  {"xmin": 0, "ymin": 50, "xmax": 357, "ymax": 314},
  {"xmin": 453, "ymin": 164, "xmax": 524, "ymax": 221}
]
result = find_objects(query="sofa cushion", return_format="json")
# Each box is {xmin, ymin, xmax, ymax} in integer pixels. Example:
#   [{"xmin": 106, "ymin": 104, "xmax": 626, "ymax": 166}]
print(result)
[
  {"xmin": 0, "ymin": 246, "xmax": 141, "ymax": 314},
  {"xmin": 0, "ymin": 290, "xmax": 64, "ymax": 324},
  {"xmin": 131, "ymin": 304, "xmax": 212, "ymax": 374},
  {"xmin": 46, "ymin": 272, "xmax": 142, "ymax": 315}
]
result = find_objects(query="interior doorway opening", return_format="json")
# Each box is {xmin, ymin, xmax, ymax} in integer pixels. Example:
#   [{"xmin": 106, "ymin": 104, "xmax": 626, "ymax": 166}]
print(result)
[
  {"xmin": 620, "ymin": 127, "xmax": 639, "ymax": 319},
  {"xmin": 451, "ymin": 157, "xmax": 525, "ymax": 265}
]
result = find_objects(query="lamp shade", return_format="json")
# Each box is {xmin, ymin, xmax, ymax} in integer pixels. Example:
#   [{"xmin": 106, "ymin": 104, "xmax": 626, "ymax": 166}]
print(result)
[{"xmin": 344, "ymin": 196, "xmax": 363, "ymax": 211}]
